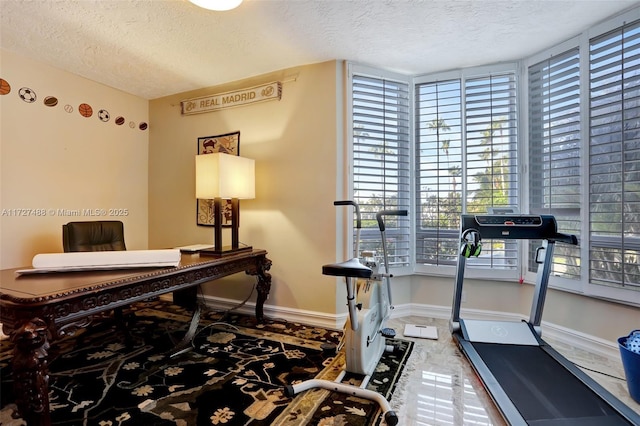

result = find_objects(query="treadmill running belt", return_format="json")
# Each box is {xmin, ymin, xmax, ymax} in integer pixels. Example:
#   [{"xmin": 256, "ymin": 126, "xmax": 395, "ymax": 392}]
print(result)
[{"xmin": 472, "ymin": 342, "xmax": 630, "ymax": 425}]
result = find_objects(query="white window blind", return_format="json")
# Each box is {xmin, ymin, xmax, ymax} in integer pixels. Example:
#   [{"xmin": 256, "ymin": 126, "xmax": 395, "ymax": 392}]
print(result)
[
  {"xmin": 416, "ymin": 72, "xmax": 519, "ymax": 270},
  {"xmin": 415, "ymin": 79, "xmax": 463, "ymax": 266},
  {"xmin": 589, "ymin": 20, "xmax": 640, "ymax": 291},
  {"xmin": 465, "ymin": 74, "xmax": 519, "ymax": 269},
  {"xmin": 528, "ymin": 48, "xmax": 582, "ymax": 280},
  {"xmin": 351, "ymin": 73, "xmax": 411, "ymax": 267},
  {"xmin": 465, "ymin": 74, "xmax": 519, "ymax": 213}
]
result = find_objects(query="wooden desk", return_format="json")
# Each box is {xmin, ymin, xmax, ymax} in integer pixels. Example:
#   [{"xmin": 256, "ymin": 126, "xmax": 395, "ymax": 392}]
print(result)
[{"xmin": 0, "ymin": 249, "xmax": 271, "ymax": 426}]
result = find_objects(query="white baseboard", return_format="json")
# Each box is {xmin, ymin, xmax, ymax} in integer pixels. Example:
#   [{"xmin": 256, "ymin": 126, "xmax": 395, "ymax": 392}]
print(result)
[
  {"xmin": 403, "ymin": 302, "xmax": 620, "ymax": 360},
  {"xmin": 200, "ymin": 295, "xmax": 344, "ymax": 331},
  {"xmin": 199, "ymin": 296, "xmax": 620, "ymax": 361},
  {"xmin": 540, "ymin": 321, "xmax": 621, "ymax": 361}
]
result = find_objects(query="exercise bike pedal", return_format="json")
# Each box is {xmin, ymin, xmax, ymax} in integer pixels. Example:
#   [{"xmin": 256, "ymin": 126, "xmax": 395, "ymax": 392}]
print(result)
[
  {"xmin": 381, "ymin": 327, "xmax": 396, "ymax": 338},
  {"xmin": 320, "ymin": 342, "xmax": 338, "ymax": 354}
]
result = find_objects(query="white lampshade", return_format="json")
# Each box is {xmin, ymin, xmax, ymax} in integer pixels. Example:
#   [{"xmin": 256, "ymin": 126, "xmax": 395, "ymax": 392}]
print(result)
[
  {"xmin": 188, "ymin": 0, "xmax": 243, "ymax": 11},
  {"xmin": 196, "ymin": 153, "xmax": 255, "ymax": 200}
]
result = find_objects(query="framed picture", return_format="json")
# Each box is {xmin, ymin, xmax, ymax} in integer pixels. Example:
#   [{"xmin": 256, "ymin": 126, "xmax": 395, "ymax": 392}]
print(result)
[{"xmin": 196, "ymin": 131, "xmax": 240, "ymax": 227}]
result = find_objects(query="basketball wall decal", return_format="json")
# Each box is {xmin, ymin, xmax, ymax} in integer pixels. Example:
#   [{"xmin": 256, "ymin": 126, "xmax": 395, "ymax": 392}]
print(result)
[
  {"xmin": 139, "ymin": 122, "xmax": 148, "ymax": 130},
  {"xmin": 78, "ymin": 103, "xmax": 93, "ymax": 117},
  {"xmin": 18, "ymin": 87, "xmax": 37, "ymax": 103},
  {"xmin": 115, "ymin": 116, "xmax": 125, "ymax": 125},
  {"xmin": 0, "ymin": 79, "xmax": 11, "ymax": 95},
  {"xmin": 44, "ymin": 96, "xmax": 58, "ymax": 107}
]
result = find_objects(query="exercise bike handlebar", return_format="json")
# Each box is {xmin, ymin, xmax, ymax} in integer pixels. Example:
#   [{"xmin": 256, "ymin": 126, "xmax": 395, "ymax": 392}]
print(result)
[
  {"xmin": 334, "ymin": 200, "xmax": 362, "ymax": 229},
  {"xmin": 374, "ymin": 210, "xmax": 407, "ymax": 312},
  {"xmin": 376, "ymin": 210, "xmax": 408, "ymax": 232},
  {"xmin": 334, "ymin": 200, "xmax": 363, "ymax": 258}
]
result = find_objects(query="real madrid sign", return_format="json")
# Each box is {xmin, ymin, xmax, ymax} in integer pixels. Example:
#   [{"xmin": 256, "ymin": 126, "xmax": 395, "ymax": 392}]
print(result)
[{"xmin": 181, "ymin": 81, "xmax": 282, "ymax": 115}]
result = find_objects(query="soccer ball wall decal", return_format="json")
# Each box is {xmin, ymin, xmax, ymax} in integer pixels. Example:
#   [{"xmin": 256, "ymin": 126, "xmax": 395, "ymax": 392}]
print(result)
[
  {"xmin": 98, "ymin": 109, "xmax": 110, "ymax": 122},
  {"xmin": 18, "ymin": 87, "xmax": 36, "ymax": 103}
]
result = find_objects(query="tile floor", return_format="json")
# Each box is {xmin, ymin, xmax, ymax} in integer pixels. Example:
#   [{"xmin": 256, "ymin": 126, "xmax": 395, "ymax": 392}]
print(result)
[{"xmin": 386, "ymin": 316, "xmax": 640, "ymax": 426}]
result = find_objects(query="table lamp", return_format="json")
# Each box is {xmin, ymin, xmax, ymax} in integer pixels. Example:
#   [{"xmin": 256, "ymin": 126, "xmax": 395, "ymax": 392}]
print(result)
[{"xmin": 195, "ymin": 153, "xmax": 255, "ymax": 256}]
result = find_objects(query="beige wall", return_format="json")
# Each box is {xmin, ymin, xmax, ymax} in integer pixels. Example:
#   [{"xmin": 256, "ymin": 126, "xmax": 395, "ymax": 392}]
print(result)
[
  {"xmin": 0, "ymin": 49, "xmax": 149, "ymax": 269},
  {"xmin": 148, "ymin": 61, "xmax": 343, "ymax": 315}
]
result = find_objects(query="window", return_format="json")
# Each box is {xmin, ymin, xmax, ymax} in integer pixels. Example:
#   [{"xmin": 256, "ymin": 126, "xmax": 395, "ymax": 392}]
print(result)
[
  {"xmin": 589, "ymin": 21, "xmax": 640, "ymax": 293},
  {"xmin": 349, "ymin": 67, "xmax": 411, "ymax": 267},
  {"xmin": 415, "ymin": 79, "xmax": 462, "ymax": 267},
  {"xmin": 528, "ymin": 48, "xmax": 582, "ymax": 281},
  {"xmin": 415, "ymin": 68, "xmax": 519, "ymax": 275},
  {"xmin": 347, "ymin": 8, "xmax": 640, "ymax": 305}
]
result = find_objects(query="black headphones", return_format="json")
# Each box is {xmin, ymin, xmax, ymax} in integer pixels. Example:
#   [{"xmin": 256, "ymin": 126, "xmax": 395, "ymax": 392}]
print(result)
[{"xmin": 461, "ymin": 229, "xmax": 482, "ymax": 258}]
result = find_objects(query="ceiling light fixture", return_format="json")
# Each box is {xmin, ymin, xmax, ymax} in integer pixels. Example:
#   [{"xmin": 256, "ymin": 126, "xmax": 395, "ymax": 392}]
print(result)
[{"xmin": 188, "ymin": 0, "xmax": 243, "ymax": 11}]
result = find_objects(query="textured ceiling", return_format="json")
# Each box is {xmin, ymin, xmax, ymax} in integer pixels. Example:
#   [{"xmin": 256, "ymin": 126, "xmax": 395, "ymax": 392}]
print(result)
[{"xmin": 1, "ymin": 0, "xmax": 638, "ymax": 100}]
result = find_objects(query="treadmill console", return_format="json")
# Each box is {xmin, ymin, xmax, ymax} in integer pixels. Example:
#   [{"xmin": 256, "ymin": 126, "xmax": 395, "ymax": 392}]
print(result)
[
  {"xmin": 474, "ymin": 215, "xmax": 543, "ymax": 227},
  {"xmin": 461, "ymin": 214, "xmax": 559, "ymax": 240}
]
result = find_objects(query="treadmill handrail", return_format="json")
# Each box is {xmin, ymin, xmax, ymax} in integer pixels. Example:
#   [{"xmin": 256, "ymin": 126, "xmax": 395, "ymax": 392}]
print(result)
[{"xmin": 549, "ymin": 232, "xmax": 578, "ymax": 245}]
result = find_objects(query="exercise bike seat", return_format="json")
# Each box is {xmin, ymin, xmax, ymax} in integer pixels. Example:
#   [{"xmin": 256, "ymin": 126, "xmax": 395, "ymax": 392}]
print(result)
[{"xmin": 322, "ymin": 258, "xmax": 372, "ymax": 279}]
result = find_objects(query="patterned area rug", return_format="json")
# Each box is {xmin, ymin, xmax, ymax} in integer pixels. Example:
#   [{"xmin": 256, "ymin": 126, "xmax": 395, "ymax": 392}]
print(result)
[{"xmin": 0, "ymin": 300, "xmax": 412, "ymax": 426}]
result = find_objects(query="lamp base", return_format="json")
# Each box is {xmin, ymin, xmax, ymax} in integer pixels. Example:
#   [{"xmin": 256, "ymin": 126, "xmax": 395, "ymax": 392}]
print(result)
[{"xmin": 199, "ymin": 245, "xmax": 253, "ymax": 258}]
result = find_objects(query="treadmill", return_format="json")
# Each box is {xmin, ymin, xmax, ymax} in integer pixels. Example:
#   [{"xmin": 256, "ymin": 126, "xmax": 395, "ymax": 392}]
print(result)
[{"xmin": 450, "ymin": 214, "xmax": 640, "ymax": 426}]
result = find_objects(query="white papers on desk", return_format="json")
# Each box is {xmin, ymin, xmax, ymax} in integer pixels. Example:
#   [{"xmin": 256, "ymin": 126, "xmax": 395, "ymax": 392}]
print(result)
[{"xmin": 15, "ymin": 249, "xmax": 181, "ymax": 275}]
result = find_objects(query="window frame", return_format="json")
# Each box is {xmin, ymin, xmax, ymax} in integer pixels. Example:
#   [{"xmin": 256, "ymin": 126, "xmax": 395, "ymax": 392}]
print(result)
[
  {"xmin": 525, "ymin": 42, "xmax": 583, "ymax": 289},
  {"xmin": 522, "ymin": 35, "xmax": 586, "ymax": 295},
  {"xmin": 345, "ymin": 7, "xmax": 640, "ymax": 307},
  {"xmin": 413, "ymin": 64, "xmax": 521, "ymax": 281},
  {"xmin": 346, "ymin": 63, "xmax": 414, "ymax": 276},
  {"xmin": 584, "ymin": 11, "xmax": 640, "ymax": 305},
  {"xmin": 521, "ymin": 8, "xmax": 640, "ymax": 306}
]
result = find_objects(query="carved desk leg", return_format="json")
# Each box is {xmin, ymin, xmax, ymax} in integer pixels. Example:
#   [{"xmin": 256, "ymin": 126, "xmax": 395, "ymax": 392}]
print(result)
[
  {"xmin": 11, "ymin": 318, "xmax": 52, "ymax": 426},
  {"xmin": 251, "ymin": 256, "xmax": 272, "ymax": 323}
]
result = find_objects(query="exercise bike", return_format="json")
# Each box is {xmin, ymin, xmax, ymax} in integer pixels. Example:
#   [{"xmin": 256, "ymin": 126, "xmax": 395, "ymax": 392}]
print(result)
[{"xmin": 285, "ymin": 201, "xmax": 407, "ymax": 426}]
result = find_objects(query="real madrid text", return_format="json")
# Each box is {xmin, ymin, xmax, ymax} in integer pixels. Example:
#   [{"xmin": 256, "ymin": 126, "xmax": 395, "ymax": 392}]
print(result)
[{"xmin": 1, "ymin": 208, "xmax": 129, "ymax": 217}]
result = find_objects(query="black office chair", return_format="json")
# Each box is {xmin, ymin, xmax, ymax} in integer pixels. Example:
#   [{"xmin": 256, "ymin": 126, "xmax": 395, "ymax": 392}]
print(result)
[
  {"xmin": 63, "ymin": 221, "xmax": 126, "ymax": 253},
  {"xmin": 62, "ymin": 220, "xmax": 131, "ymax": 338},
  {"xmin": 61, "ymin": 221, "xmax": 194, "ymax": 354}
]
